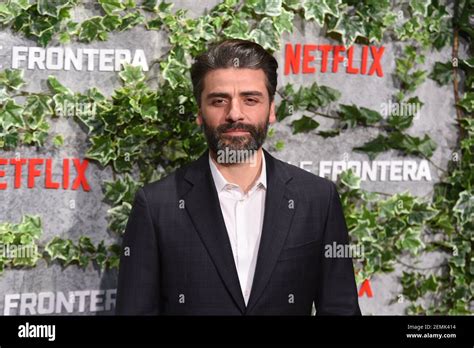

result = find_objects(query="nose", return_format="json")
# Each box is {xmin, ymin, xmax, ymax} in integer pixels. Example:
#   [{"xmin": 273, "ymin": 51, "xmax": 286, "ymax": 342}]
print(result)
[{"xmin": 225, "ymin": 99, "xmax": 244, "ymax": 122}]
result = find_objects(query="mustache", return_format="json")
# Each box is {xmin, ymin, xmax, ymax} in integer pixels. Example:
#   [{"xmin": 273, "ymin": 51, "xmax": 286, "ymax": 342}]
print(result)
[{"xmin": 216, "ymin": 122, "xmax": 258, "ymax": 135}]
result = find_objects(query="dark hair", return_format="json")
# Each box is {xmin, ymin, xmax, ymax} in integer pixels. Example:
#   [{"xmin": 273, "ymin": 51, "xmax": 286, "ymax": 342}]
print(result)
[{"xmin": 190, "ymin": 39, "xmax": 278, "ymax": 106}]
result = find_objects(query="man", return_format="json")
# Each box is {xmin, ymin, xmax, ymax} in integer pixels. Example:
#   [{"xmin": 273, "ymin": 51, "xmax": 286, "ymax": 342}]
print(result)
[{"xmin": 115, "ymin": 39, "xmax": 361, "ymax": 315}]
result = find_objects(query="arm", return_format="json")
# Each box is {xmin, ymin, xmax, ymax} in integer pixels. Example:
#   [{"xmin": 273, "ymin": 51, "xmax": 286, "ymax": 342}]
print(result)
[
  {"xmin": 314, "ymin": 182, "xmax": 361, "ymax": 315},
  {"xmin": 115, "ymin": 187, "xmax": 160, "ymax": 315}
]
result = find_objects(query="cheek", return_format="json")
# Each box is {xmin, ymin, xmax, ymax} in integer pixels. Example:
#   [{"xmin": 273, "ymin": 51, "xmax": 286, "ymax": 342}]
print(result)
[{"xmin": 244, "ymin": 104, "xmax": 269, "ymax": 119}]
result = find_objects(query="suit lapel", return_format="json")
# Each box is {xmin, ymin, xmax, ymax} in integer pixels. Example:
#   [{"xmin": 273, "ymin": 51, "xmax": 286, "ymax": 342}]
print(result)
[
  {"xmin": 245, "ymin": 149, "xmax": 297, "ymax": 313},
  {"xmin": 181, "ymin": 151, "xmax": 246, "ymax": 313}
]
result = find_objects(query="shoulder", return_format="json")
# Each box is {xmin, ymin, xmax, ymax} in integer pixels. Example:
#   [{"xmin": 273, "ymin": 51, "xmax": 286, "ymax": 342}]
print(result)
[{"xmin": 269, "ymin": 153, "xmax": 337, "ymax": 200}]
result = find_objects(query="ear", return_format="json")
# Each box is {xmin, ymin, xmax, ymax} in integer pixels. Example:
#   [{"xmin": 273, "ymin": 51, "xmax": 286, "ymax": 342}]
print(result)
[
  {"xmin": 269, "ymin": 100, "xmax": 276, "ymax": 124},
  {"xmin": 196, "ymin": 108, "xmax": 203, "ymax": 126}
]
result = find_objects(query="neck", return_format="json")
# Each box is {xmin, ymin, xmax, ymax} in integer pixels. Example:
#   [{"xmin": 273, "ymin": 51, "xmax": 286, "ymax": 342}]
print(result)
[{"xmin": 210, "ymin": 148, "xmax": 264, "ymax": 194}]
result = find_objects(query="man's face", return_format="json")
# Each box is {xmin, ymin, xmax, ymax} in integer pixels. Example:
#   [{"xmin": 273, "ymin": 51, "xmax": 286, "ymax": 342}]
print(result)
[{"xmin": 197, "ymin": 68, "xmax": 276, "ymax": 158}]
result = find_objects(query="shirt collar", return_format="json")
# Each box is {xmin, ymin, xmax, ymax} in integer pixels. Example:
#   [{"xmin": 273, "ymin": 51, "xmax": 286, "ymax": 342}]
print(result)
[{"xmin": 208, "ymin": 150, "xmax": 267, "ymax": 193}]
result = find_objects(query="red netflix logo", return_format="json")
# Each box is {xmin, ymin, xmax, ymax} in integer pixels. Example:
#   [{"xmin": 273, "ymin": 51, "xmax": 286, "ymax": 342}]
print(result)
[
  {"xmin": 0, "ymin": 158, "xmax": 90, "ymax": 191},
  {"xmin": 284, "ymin": 44, "xmax": 385, "ymax": 77}
]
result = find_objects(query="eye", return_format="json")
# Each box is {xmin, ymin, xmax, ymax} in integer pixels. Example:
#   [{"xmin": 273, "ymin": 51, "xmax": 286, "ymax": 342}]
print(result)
[
  {"xmin": 245, "ymin": 98, "xmax": 258, "ymax": 105},
  {"xmin": 212, "ymin": 99, "xmax": 226, "ymax": 106}
]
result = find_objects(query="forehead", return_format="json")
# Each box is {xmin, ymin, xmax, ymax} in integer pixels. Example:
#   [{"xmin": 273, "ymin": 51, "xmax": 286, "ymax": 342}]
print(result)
[{"xmin": 202, "ymin": 68, "xmax": 268, "ymax": 94}]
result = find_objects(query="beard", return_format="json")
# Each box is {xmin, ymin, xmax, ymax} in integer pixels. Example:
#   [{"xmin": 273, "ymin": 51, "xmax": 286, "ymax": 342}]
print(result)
[{"xmin": 201, "ymin": 113, "xmax": 270, "ymax": 161}]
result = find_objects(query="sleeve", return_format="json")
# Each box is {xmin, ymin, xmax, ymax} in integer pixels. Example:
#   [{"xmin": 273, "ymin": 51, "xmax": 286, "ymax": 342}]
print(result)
[
  {"xmin": 314, "ymin": 182, "xmax": 361, "ymax": 315},
  {"xmin": 115, "ymin": 187, "xmax": 161, "ymax": 315}
]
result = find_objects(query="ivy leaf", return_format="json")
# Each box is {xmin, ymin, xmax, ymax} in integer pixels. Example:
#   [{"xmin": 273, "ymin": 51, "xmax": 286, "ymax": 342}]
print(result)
[
  {"xmin": 79, "ymin": 17, "xmax": 106, "ymax": 42},
  {"xmin": 429, "ymin": 61, "xmax": 452, "ymax": 86},
  {"xmin": 353, "ymin": 134, "xmax": 389, "ymax": 160},
  {"xmin": 45, "ymin": 237, "xmax": 73, "ymax": 262},
  {"xmin": 386, "ymin": 96, "xmax": 423, "ymax": 132},
  {"xmin": 410, "ymin": 0, "xmax": 431, "ymax": 16},
  {"xmin": 37, "ymin": 0, "xmax": 70, "ymax": 17},
  {"xmin": 0, "ymin": 87, "xmax": 8, "ymax": 103},
  {"xmin": 253, "ymin": 0, "xmax": 282, "ymax": 16},
  {"xmin": 249, "ymin": 17, "xmax": 279, "ymax": 51},
  {"xmin": 302, "ymin": 0, "xmax": 340, "ymax": 26},
  {"xmin": 339, "ymin": 169, "xmax": 361, "ymax": 190},
  {"xmin": 119, "ymin": 64, "xmax": 145, "ymax": 85},
  {"xmin": 99, "ymin": 0, "xmax": 125, "ymax": 15},
  {"xmin": 23, "ymin": 95, "xmax": 54, "ymax": 123},
  {"xmin": 276, "ymin": 100, "xmax": 291, "ymax": 121},
  {"xmin": 104, "ymin": 174, "xmax": 140, "ymax": 205},
  {"xmin": 86, "ymin": 135, "xmax": 117, "ymax": 166},
  {"xmin": 327, "ymin": 12, "xmax": 366, "ymax": 46},
  {"xmin": 102, "ymin": 15, "xmax": 122, "ymax": 31},
  {"xmin": 0, "ymin": 69, "xmax": 25, "ymax": 90},
  {"xmin": 0, "ymin": 99, "xmax": 24, "ymax": 130},
  {"xmin": 457, "ymin": 92, "xmax": 473, "ymax": 113},
  {"xmin": 107, "ymin": 202, "xmax": 132, "ymax": 235},
  {"xmin": 453, "ymin": 190, "xmax": 474, "ymax": 227},
  {"xmin": 162, "ymin": 139, "xmax": 188, "ymax": 161},
  {"xmin": 396, "ymin": 228, "xmax": 425, "ymax": 254},
  {"xmin": 48, "ymin": 76, "xmax": 73, "ymax": 95},
  {"xmin": 119, "ymin": 12, "xmax": 144, "ymax": 31},
  {"xmin": 318, "ymin": 129, "xmax": 340, "ymax": 138},
  {"xmin": 339, "ymin": 104, "xmax": 382, "ymax": 128},
  {"xmin": 142, "ymin": 0, "xmax": 158, "ymax": 12},
  {"xmin": 53, "ymin": 134, "xmax": 64, "ymax": 147},
  {"xmin": 292, "ymin": 115, "xmax": 319, "ymax": 134},
  {"xmin": 272, "ymin": 8, "xmax": 294, "ymax": 34},
  {"xmin": 396, "ymin": 133, "xmax": 437, "ymax": 158}
]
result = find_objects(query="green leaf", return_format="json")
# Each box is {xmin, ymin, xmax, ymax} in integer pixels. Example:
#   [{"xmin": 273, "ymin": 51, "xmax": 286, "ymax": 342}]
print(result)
[
  {"xmin": 276, "ymin": 100, "xmax": 291, "ymax": 121},
  {"xmin": 457, "ymin": 92, "xmax": 473, "ymax": 113},
  {"xmin": 353, "ymin": 134, "xmax": 389, "ymax": 160},
  {"xmin": 37, "ymin": 0, "xmax": 70, "ymax": 17},
  {"xmin": 249, "ymin": 17, "xmax": 279, "ymax": 51},
  {"xmin": 78, "ymin": 236, "xmax": 96, "ymax": 254},
  {"xmin": 339, "ymin": 169, "xmax": 361, "ymax": 190},
  {"xmin": 86, "ymin": 135, "xmax": 117, "ymax": 166},
  {"xmin": 339, "ymin": 104, "xmax": 382, "ymax": 127},
  {"xmin": 272, "ymin": 7, "xmax": 294, "ymax": 34},
  {"xmin": 99, "ymin": 0, "xmax": 125, "ymax": 15},
  {"xmin": 79, "ymin": 17, "xmax": 106, "ymax": 42},
  {"xmin": 410, "ymin": 0, "xmax": 431, "ymax": 16},
  {"xmin": 302, "ymin": 0, "xmax": 340, "ymax": 26},
  {"xmin": 0, "ymin": 99, "xmax": 24, "ymax": 130},
  {"xmin": 253, "ymin": 0, "xmax": 282, "ymax": 16},
  {"xmin": 396, "ymin": 227, "xmax": 425, "ymax": 254},
  {"xmin": 397, "ymin": 133, "xmax": 437, "ymax": 158},
  {"xmin": 291, "ymin": 115, "xmax": 319, "ymax": 134},
  {"xmin": 119, "ymin": 64, "xmax": 145, "ymax": 85},
  {"xmin": 48, "ymin": 76, "xmax": 73, "ymax": 95},
  {"xmin": 429, "ymin": 61, "xmax": 452, "ymax": 86},
  {"xmin": 107, "ymin": 202, "xmax": 132, "ymax": 234},
  {"xmin": 104, "ymin": 174, "xmax": 140, "ymax": 205},
  {"xmin": 119, "ymin": 12, "xmax": 144, "ymax": 31},
  {"xmin": 53, "ymin": 134, "xmax": 64, "ymax": 147},
  {"xmin": 0, "ymin": 69, "xmax": 25, "ymax": 90},
  {"xmin": 453, "ymin": 190, "xmax": 474, "ymax": 227},
  {"xmin": 162, "ymin": 139, "xmax": 188, "ymax": 161},
  {"xmin": 142, "ymin": 0, "xmax": 158, "ymax": 11},
  {"xmin": 102, "ymin": 15, "xmax": 122, "ymax": 31}
]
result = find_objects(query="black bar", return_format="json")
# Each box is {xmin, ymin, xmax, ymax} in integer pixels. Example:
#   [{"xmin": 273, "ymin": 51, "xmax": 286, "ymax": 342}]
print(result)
[{"xmin": 0, "ymin": 315, "xmax": 472, "ymax": 345}]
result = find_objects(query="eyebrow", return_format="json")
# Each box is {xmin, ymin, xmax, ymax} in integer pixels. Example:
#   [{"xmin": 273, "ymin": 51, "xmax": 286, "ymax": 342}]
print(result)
[{"xmin": 205, "ymin": 91, "xmax": 264, "ymax": 99}]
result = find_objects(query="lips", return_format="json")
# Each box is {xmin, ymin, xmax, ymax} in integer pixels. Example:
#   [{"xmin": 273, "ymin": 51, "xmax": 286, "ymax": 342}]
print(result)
[{"xmin": 223, "ymin": 129, "xmax": 249, "ymax": 134}]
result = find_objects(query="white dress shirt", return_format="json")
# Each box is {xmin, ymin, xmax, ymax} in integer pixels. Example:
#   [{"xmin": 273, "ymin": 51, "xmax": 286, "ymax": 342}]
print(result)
[{"xmin": 208, "ymin": 152, "xmax": 267, "ymax": 306}]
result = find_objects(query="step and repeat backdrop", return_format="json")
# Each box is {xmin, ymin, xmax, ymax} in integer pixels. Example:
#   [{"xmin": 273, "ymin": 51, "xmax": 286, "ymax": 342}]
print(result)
[{"xmin": 0, "ymin": 0, "xmax": 472, "ymax": 315}]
